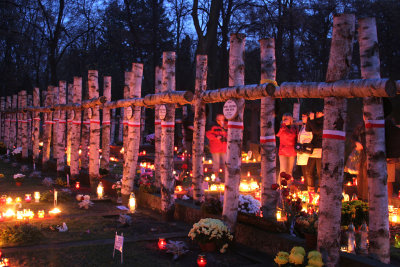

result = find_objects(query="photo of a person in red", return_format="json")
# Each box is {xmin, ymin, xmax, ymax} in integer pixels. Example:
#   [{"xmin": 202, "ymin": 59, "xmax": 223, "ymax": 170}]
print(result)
[{"xmin": 206, "ymin": 114, "xmax": 227, "ymax": 181}]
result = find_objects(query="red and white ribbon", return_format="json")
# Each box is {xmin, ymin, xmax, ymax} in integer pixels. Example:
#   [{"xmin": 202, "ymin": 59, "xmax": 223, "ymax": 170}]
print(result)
[
  {"xmin": 67, "ymin": 119, "xmax": 73, "ymax": 123},
  {"xmin": 90, "ymin": 120, "xmax": 101, "ymax": 124},
  {"xmin": 155, "ymin": 119, "xmax": 161, "ymax": 125},
  {"xmin": 161, "ymin": 121, "xmax": 175, "ymax": 128},
  {"xmin": 44, "ymin": 120, "xmax": 55, "ymax": 124},
  {"xmin": 83, "ymin": 120, "xmax": 90, "ymax": 125},
  {"xmin": 102, "ymin": 120, "xmax": 111, "ymax": 125},
  {"xmin": 53, "ymin": 119, "xmax": 59, "ymax": 122},
  {"xmin": 72, "ymin": 121, "xmax": 81, "ymax": 125},
  {"xmin": 260, "ymin": 135, "xmax": 276, "ymax": 143},
  {"xmin": 58, "ymin": 120, "xmax": 67, "ymax": 124},
  {"xmin": 176, "ymin": 119, "xmax": 182, "ymax": 124},
  {"xmin": 227, "ymin": 121, "xmax": 244, "ymax": 129},
  {"xmin": 122, "ymin": 120, "xmax": 129, "ymax": 125},
  {"xmin": 322, "ymin": 130, "xmax": 345, "ymax": 140},
  {"xmin": 33, "ymin": 118, "xmax": 41, "ymax": 121},
  {"xmin": 128, "ymin": 121, "xmax": 141, "ymax": 127},
  {"xmin": 365, "ymin": 120, "xmax": 384, "ymax": 128},
  {"xmin": 19, "ymin": 120, "xmax": 28, "ymax": 123}
]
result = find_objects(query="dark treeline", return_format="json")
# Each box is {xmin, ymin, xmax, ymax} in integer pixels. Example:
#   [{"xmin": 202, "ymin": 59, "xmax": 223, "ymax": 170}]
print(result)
[{"xmin": 1, "ymin": 0, "xmax": 399, "ymax": 101}]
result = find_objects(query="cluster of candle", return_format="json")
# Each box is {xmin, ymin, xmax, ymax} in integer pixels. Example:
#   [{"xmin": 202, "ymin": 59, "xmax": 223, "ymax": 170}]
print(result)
[
  {"xmin": 139, "ymin": 162, "xmax": 155, "ymax": 170},
  {"xmin": 389, "ymin": 205, "xmax": 399, "ymax": 224},
  {"xmin": 239, "ymin": 179, "xmax": 259, "ymax": 192},
  {"xmin": 0, "ymin": 192, "xmax": 41, "ymax": 205},
  {"xmin": 206, "ymin": 184, "xmax": 225, "ymax": 192},
  {"xmin": 0, "ymin": 209, "xmax": 47, "ymax": 221},
  {"xmin": 241, "ymin": 152, "xmax": 257, "ymax": 163}
]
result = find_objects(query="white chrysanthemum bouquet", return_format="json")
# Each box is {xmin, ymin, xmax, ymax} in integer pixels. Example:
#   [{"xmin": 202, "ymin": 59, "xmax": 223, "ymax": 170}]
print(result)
[{"xmin": 238, "ymin": 194, "xmax": 260, "ymax": 215}]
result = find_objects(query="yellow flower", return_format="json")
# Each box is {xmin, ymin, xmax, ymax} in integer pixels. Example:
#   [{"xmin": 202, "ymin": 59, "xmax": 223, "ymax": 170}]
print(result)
[
  {"xmin": 277, "ymin": 251, "xmax": 289, "ymax": 258},
  {"xmin": 290, "ymin": 246, "xmax": 306, "ymax": 256},
  {"xmin": 308, "ymin": 250, "xmax": 322, "ymax": 260},
  {"xmin": 0, "ymin": 174, "xmax": 4, "ymax": 178},
  {"xmin": 308, "ymin": 257, "xmax": 324, "ymax": 267},
  {"xmin": 274, "ymin": 256, "xmax": 289, "ymax": 266},
  {"xmin": 289, "ymin": 253, "xmax": 304, "ymax": 265}
]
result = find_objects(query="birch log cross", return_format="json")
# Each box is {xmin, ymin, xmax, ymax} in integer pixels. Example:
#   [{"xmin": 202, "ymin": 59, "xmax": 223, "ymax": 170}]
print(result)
[
  {"xmin": 154, "ymin": 66, "xmax": 162, "ymax": 189},
  {"xmin": 121, "ymin": 64, "xmax": 143, "ymax": 205},
  {"xmin": 70, "ymin": 77, "xmax": 82, "ymax": 180},
  {"xmin": 20, "ymin": 90, "xmax": 28, "ymax": 159},
  {"xmin": 88, "ymin": 70, "xmax": 100, "ymax": 193},
  {"xmin": 222, "ymin": 33, "xmax": 246, "ymax": 231},
  {"xmin": 160, "ymin": 51, "xmax": 176, "ymax": 221},
  {"xmin": 11, "ymin": 94, "xmax": 17, "ymax": 149},
  {"xmin": 32, "ymin": 88, "xmax": 40, "ymax": 163},
  {"xmin": 52, "ymin": 86, "xmax": 59, "ymax": 164},
  {"xmin": 110, "ymin": 109, "xmax": 116, "ymax": 145},
  {"xmin": 359, "ymin": 17, "xmax": 390, "ymax": 264},
  {"xmin": 5, "ymin": 96, "xmax": 11, "ymax": 150},
  {"xmin": 17, "ymin": 91, "xmax": 22, "ymax": 148},
  {"xmin": 57, "ymin": 81, "xmax": 67, "ymax": 173},
  {"xmin": 192, "ymin": 55, "xmax": 208, "ymax": 204},
  {"xmin": 42, "ymin": 87, "xmax": 54, "ymax": 167},
  {"xmin": 122, "ymin": 77, "xmax": 130, "ymax": 163},
  {"xmin": 259, "ymin": 38, "xmax": 278, "ymax": 219},
  {"xmin": 66, "ymin": 84, "xmax": 73, "ymax": 166},
  {"xmin": 100, "ymin": 76, "xmax": 112, "ymax": 171},
  {"xmin": 81, "ymin": 91, "xmax": 90, "ymax": 172},
  {"xmin": 317, "ymin": 14, "xmax": 355, "ymax": 267},
  {"xmin": 27, "ymin": 94, "xmax": 32, "ymax": 152}
]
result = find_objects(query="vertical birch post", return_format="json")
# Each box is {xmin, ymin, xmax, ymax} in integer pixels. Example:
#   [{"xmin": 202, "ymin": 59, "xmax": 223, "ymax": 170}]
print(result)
[
  {"xmin": 259, "ymin": 38, "xmax": 278, "ymax": 219},
  {"xmin": 66, "ymin": 84, "xmax": 73, "ymax": 166},
  {"xmin": 42, "ymin": 86, "xmax": 54, "ymax": 167},
  {"xmin": 154, "ymin": 66, "xmax": 162, "ymax": 188},
  {"xmin": 52, "ymin": 86, "xmax": 59, "ymax": 162},
  {"xmin": 11, "ymin": 94, "xmax": 17, "ymax": 148},
  {"xmin": 100, "ymin": 76, "xmax": 112, "ymax": 171},
  {"xmin": 121, "ymin": 64, "xmax": 143, "ymax": 204},
  {"xmin": 27, "ymin": 94, "xmax": 32, "ymax": 152},
  {"xmin": 359, "ymin": 17, "xmax": 390, "ymax": 264},
  {"xmin": 192, "ymin": 55, "xmax": 208, "ymax": 204},
  {"xmin": 110, "ymin": 109, "xmax": 116, "ymax": 145},
  {"xmin": 88, "ymin": 70, "xmax": 100, "ymax": 192},
  {"xmin": 81, "ymin": 91, "xmax": 90, "ymax": 171},
  {"xmin": 118, "ymin": 112, "xmax": 123, "ymax": 143},
  {"xmin": 122, "ymin": 78, "xmax": 130, "ymax": 162},
  {"xmin": 140, "ymin": 107, "xmax": 146, "ymax": 145},
  {"xmin": 57, "ymin": 81, "xmax": 67, "ymax": 173},
  {"xmin": 160, "ymin": 52, "xmax": 176, "ymax": 221},
  {"xmin": 70, "ymin": 77, "xmax": 82, "ymax": 179},
  {"xmin": 222, "ymin": 34, "xmax": 246, "ymax": 231},
  {"xmin": 17, "ymin": 91, "xmax": 22, "ymax": 148},
  {"xmin": 317, "ymin": 14, "xmax": 355, "ymax": 267},
  {"xmin": 20, "ymin": 91, "xmax": 28, "ymax": 159},
  {"xmin": 4, "ymin": 96, "xmax": 11, "ymax": 150},
  {"xmin": 32, "ymin": 88, "xmax": 40, "ymax": 163}
]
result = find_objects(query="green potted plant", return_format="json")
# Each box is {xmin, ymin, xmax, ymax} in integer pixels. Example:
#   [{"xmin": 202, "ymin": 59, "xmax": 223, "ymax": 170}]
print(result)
[{"xmin": 188, "ymin": 218, "xmax": 233, "ymax": 253}]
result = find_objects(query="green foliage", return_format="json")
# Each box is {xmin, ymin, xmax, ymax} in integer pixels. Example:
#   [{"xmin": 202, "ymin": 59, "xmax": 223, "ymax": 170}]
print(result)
[
  {"xmin": 341, "ymin": 200, "xmax": 369, "ymax": 229},
  {"xmin": 395, "ymin": 234, "xmax": 400, "ymax": 249},
  {"xmin": 0, "ymin": 223, "xmax": 43, "ymax": 245},
  {"xmin": 55, "ymin": 177, "xmax": 67, "ymax": 187},
  {"xmin": 40, "ymin": 190, "xmax": 72, "ymax": 203}
]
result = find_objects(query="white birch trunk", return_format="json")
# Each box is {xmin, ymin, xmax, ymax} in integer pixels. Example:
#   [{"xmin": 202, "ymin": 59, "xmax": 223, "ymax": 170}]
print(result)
[
  {"xmin": 32, "ymin": 88, "xmax": 40, "ymax": 163},
  {"xmin": 359, "ymin": 17, "xmax": 390, "ymax": 264},
  {"xmin": 192, "ymin": 55, "xmax": 208, "ymax": 203},
  {"xmin": 66, "ymin": 84, "xmax": 73, "ymax": 166},
  {"xmin": 57, "ymin": 81, "xmax": 67, "ymax": 172},
  {"xmin": 11, "ymin": 94, "xmax": 17, "ymax": 148},
  {"xmin": 140, "ymin": 107, "xmax": 146, "ymax": 145},
  {"xmin": 122, "ymin": 78, "xmax": 130, "ymax": 163},
  {"xmin": 4, "ymin": 96, "xmax": 11, "ymax": 150},
  {"xmin": 70, "ymin": 77, "xmax": 82, "ymax": 179},
  {"xmin": 52, "ymin": 86, "xmax": 59, "ymax": 162},
  {"xmin": 121, "ymin": 64, "xmax": 143, "ymax": 204},
  {"xmin": 160, "ymin": 52, "xmax": 176, "ymax": 220},
  {"xmin": 17, "ymin": 91, "xmax": 22, "ymax": 148},
  {"xmin": 317, "ymin": 14, "xmax": 355, "ymax": 267},
  {"xmin": 222, "ymin": 34, "xmax": 246, "ymax": 231},
  {"xmin": 110, "ymin": 108, "xmax": 116, "ymax": 145},
  {"xmin": 88, "ymin": 70, "xmax": 100, "ymax": 192},
  {"xmin": 259, "ymin": 38, "xmax": 278, "ymax": 219},
  {"xmin": 154, "ymin": 66, "xmax": 162, "ymax": 188},
  {"xmin": 100, "ymin": 76, "xmax": 112, "ymax": 171},
  {"xmin": 20, "ymin": 91, "xmax": 28, "ymax": 159},
  {"xmin": 118, "ymin": 112, "xmax": 123, "ymax": 143},
  {"xmin": 42, "ymin": 87, "xmax": 54, "ymax": 167},
  {"xmin": 27, "ymin": 94, "xmax": 32, "ymax": 153},
  {"xmin": 81, "ymin": 90, "xmax": 90, "ymax": 171}
]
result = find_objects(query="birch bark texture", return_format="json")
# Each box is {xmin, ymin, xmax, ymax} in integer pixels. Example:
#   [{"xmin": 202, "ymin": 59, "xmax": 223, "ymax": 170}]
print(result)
[
  {"xmin": 222, "ymin": 34, "xmax": 246, "ymax": 231},
  {"xmin": 154, "ymin": 66, "xmax": 162, "ymax": 188},
  {"xmin": 121, "ymin": 64, "xmax": 143, "ymax": 203},
  {"xmin": 17, "ymin": 91, "xmax": 22, "ymax": 148},
  {"xmin": 101, "ymin": 76, "xmax": 112, "ymax": 171},
  {"xmin": 259, "ymin": 38, "xmax": 278, "ymax": 219},
  {"xmin": 42, "ymin": 87, "xmax": 54, "ymax": 167},
  {"xmin": 27, "ymin": 94, "xmax": 32, "ymax": 152},
  {"xmin": 20, "ymin": 91, "xmax": 28, "ymax": 159},
  {"xmin": 52, "ymin": 86, "xmax": 59, "ymax": 163},
  {"xmin": 317, "ymin": 14, "xmax": 355, "ymax": 267},
  {"xmin": 11, "ymin": 95, "xmax": 17, "ymax": 149},
  {"xmin": 160, "ymin": 52, "xmax": 176, "ymax": 221},
  {"xmin": 110, "ymin": 109, "xmax": 116, "ymax": 145},
  {"xmin": 122, "ymin": 78, "xmax": 130, "ymax": 162},
  {"xmin": 57, "ymin": 81, "xmax": 67, "ymax": 172},
  {"xmin": 32, "ymin": 88, "xmax": 40, "ymax": 163},
  {"xmin": 5, "ymin": 96, "xmax": 11, "ymax": 150},
  {"xmin": 81, "ymin": 91, "xmax": 90, "ymax": 171},
  {"xmin": 70, "ymin": 77, "xmax": 82, "ymax": 179},
  {"xmin": 88, "ymin": 70, "xmax": 100, "ymax": 192},
  {"xmin": 359, "ymin": 17, "xmax": 390, "ymax": 264},
  {"xmin": 66, "ymin": 84, "xmax": 73, "ymax": 166},
  {"xmin": 192, "ymin": 55, "xmax": 208, "ymax": 203}
]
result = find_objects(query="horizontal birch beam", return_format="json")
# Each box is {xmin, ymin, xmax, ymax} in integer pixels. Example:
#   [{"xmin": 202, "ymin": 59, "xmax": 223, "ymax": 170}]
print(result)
[
  {"xmin": 201, "ymin": 83, "xmax": 275, "ymax": 103},
  {"xmin": 104, "ymin": 91, "xmax": 193, "ymax": 109},
  {"xmin": 273, "ymin": 78, "xmax": 396, "ymax": 98}
]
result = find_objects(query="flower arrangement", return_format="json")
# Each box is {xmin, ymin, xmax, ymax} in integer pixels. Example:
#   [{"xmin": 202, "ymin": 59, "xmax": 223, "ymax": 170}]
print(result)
[
  {"xmin": 13, "ymin": 173, "xmax": 25, "ymax": 183},
  {"xmin": 296, "ymin": 213, "xmax": 318, "ymax": 235},
  {"xmin": 12, "ymin": 147, "xmax": 22, "ymax": 155},
  {"xmin": 0, "ymin": 173, "xmax": 4, "ymax": 178},
  {"xmin": 238, "ymin": 194, "xmax": 260, "ymax": 215},
  {"xmin": 341, "ymin": 200, "xmax": 368, "ymax": 228},
  {"xmin": 395, "ymin": 234, "xmax": 400, "ymax": 249},
  {"xmin": 112, "ymin": 180, "xmax": 122, "ymax": 196},
  {"xmin": 274, "ymin": 246, "xmax": 323, "ymax": 267},
  {"xmin": 188, "ymin": 218, "xmax": 233, "ymax": 253}
]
